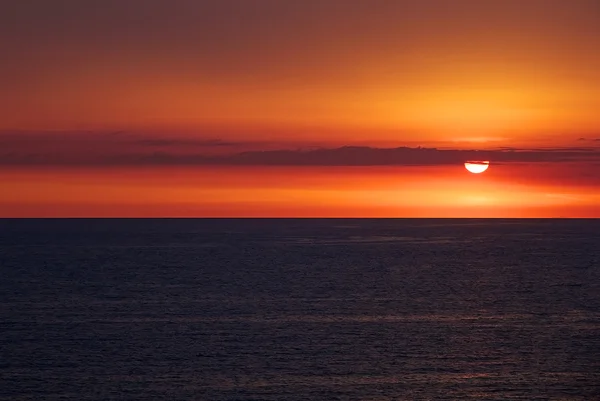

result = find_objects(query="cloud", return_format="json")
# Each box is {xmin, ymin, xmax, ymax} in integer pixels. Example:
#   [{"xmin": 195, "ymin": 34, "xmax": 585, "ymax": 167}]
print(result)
[
  {"xmin": 0, "ymin": 130, "xmax": 247, "ymax": 147},
  {"xmin": 2, "ymin": 130, "xmax": 600, "ymax": 167},
  {"xmin": 215, "ymin": 146, "xmax": 600, "ymax": 166},
  {"xmin": 494, "ymin": 146, "xmax": 599, "ymax": 152},
  {"xmin": 576, "ymin": 137, "xmax": 600, "ymax": 142},
  {"xmin": 2, "ymin": 142, "xmax": 599, "ymax": 167},
  {"xmin": 0, "ymin": 130, "xmax": 256, "ymax": 161},
  {"xmin": 134, "ymin": 138, "xmax": 245, "ymax": 147}
]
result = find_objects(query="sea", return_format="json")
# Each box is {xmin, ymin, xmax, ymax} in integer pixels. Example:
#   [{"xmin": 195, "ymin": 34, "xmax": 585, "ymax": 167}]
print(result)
[{"xmin": 1, "ymin": 218, "xmax": 599, "ymax": 400}]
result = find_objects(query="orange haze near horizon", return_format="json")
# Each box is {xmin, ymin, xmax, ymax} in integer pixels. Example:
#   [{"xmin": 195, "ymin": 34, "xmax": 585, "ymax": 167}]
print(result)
[{"xmin": 1, "ymin": 165, "xmax": 599, "ymax": 218}]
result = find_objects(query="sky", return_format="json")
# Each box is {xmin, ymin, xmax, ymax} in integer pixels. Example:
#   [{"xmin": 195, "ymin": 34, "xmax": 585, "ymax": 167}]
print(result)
[{"xmin": 1, "ymin": 0, "xmax": 599, "ymax": 217}]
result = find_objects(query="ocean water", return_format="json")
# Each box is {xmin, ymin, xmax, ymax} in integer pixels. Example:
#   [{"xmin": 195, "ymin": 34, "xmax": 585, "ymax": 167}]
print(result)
[{"xmin": 1, "ymin": 218, "xmax": 599, "ymax": 400}]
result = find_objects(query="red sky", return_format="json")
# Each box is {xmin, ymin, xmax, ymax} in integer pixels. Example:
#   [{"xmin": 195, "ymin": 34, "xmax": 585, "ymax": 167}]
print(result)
[{"xmin": 1, "ymin": 0, "xmax": 599, "ymax": 217}]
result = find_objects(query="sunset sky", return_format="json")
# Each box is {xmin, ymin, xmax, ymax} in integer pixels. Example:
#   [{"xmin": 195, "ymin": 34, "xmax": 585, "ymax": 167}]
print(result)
[{"xmin": 1, "ymin": 0, "xmax": 599, "ymax": 217}]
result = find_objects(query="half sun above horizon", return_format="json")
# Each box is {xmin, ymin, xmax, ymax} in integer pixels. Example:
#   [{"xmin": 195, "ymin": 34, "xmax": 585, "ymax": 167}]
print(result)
[{"xmin": 464, "ymin": 161, "xmax": 490, "ymax": 174}]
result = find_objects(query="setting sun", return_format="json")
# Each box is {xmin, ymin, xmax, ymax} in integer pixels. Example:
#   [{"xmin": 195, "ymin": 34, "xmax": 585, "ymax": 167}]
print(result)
[{"xmin": 464, "ymin": 161, "xmax": 491, "ymax": 174}]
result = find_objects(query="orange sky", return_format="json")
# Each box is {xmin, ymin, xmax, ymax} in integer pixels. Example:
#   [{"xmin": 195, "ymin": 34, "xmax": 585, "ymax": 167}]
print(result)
[{"xmin": 0, "ymin": 1, "xmax": 599, "ymax": 217}]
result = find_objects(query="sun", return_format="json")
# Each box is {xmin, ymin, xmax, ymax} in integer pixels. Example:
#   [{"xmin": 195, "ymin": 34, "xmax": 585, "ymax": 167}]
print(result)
[{"xmin": 464, "ymin": 161, "xmax": 490, "ymax": 174}]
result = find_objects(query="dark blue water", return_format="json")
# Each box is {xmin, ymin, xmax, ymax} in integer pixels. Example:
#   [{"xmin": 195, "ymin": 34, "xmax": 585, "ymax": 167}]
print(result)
[{"xmin": 1, "ymin": 219, "xmax": 599, "ymax": 400}]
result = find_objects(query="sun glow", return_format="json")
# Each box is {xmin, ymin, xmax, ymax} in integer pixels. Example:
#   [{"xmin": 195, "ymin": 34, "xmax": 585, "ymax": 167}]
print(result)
[{"xmin": 464, "ymin": 161, "xmax": 490, "ymax": 174}]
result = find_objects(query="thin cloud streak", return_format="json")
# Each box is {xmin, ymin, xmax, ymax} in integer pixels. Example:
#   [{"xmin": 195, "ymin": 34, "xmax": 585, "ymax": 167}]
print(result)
[
  {"xmin": 2, "ymin": 130, "xmax": 599, "ymax": 167},
  {"xmin": 2, "ymin": 146, "xmax": 600, "ymax": 167}
]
